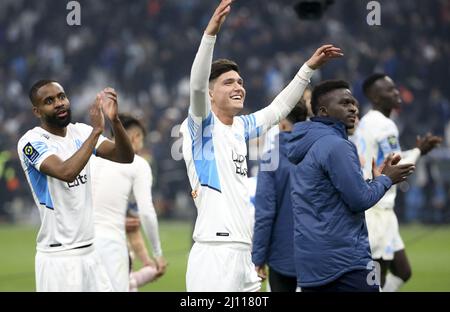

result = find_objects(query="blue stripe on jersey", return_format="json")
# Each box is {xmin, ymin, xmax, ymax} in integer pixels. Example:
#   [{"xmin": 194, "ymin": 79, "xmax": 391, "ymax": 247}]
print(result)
[
  {"xmin": 187, "ymin": 117, "xmax": 194, "ymax": 138},
  {"xmin": 250, "ymin": 194, "xmax": 255, "ymax": 206},
  {"xmin": 32, "ymin": 141, "xmax": 49, "ymax": 154},
  {"xmin": 75, "ymin": 139, "xmax": 83, "ymax": 150},
  {"xmin": 201, "ymin": 183, "xmax": 221, "ymax": 193},
  {"xmin": 28, "ymin": 165, "xmax": 54, "ymax": 209},
  {"xmin": 376, "ymin": 144, "xmax": 385, "ymax": 167},
  {"xmin": 239, "ymin": 114, "xmax": 261, "ymax": 141},
  {"xmin": 192, "ymin": 112, "xmax": 221, "ymax": 193},
  {"xmin": 25, "ymin": 141, "xmax": 49, "ymax": 166},
  {"xmin": 239, "ymin": 115, "xmax": 251, "ymax": 141},
  {"xmin": 187, "ymin": 115, "xmax": 200, "ymax": 139},
  {"xmin": 250, "ymin": 114, "xmax": 256, "ymax": 127},
  {"xmin": 249, "ymin": 126, "xmax": 262, "ymax": 140},
  {"xmin": 377, "ymin": 136, "xmax": 400, "ymax": 166}
]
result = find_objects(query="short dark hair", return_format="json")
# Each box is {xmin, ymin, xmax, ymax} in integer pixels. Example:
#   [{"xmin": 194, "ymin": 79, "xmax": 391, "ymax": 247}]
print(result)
[
  {"xmin": 311, "ymin": 80, "xmax": 350, "ymax": 115},
  {"xmin": 209, "ymin": 59, "xmax": 240, "ymax": 82},
  {"xmin": 29, "ymin": 79, "xmax": 58, "ymax": 106},
  {"xmin": 117, "ymin": 113, "xmax": 146, "ymax": 136},
  {"xmin": 362, "ymin": 73, "xmax": 386, "ymax": 98},
  {"xmin": 286, "ymin": 99, "xmax": 308, "ymax": 124}
]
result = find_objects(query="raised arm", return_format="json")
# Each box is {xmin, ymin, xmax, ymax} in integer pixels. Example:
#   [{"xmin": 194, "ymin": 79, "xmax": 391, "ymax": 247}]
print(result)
[
  {"xmin": 39, "ymin": 95, "xmax": 105, "ymax": 182},
  {"xmin": 189, "ymin": 0, "xmax": 232, "ymax": 119},
  {"xmin": 401, "ymin": 133, "xmax": 442, "ymax": 164},
  {"xmin": 95, "ymin": 88, "xmax": 134, "ymax": 163},
  {"xmin": 241, "ymin": 45, "xmax": 344, "ymax": 138}
]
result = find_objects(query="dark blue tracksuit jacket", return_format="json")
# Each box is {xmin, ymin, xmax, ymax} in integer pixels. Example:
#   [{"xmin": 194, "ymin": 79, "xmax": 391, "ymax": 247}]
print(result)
[
  {"xmin": 287, "ymin": 117, "xmax": 392, "ymax": 287},
  {"xmin": 252, "ymin": 132, "xmax": 296, "ymax": 277}
]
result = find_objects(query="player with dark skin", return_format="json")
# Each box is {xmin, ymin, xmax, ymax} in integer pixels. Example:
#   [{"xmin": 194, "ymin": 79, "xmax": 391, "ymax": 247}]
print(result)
[
  {"xmin": 368, "ymin": 76, "xmax": 441, "ymax": 156},
  {"xmin": 288, "ymin": 80, "xmax": 415, "ymax": 292},
  {"xmin": 315, "ymin": 86, "xmax": 414, "ymax": 184},
  {"xmin": 23, "ymin": 80, "xmax": 134, "ymax": 291},
  {"xmin": 364, "ymin": 75, "xmax": 442, "ymax": 288},
  {"xmin": 30, "ymin": 82, "xmax": 134, "ymax": 181}
]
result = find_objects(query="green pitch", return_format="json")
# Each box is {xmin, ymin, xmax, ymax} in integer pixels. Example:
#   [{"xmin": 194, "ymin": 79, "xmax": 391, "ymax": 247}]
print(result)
[{"xmin": 0, "ymin": 222, "xmax": 449, "ymax": 292}]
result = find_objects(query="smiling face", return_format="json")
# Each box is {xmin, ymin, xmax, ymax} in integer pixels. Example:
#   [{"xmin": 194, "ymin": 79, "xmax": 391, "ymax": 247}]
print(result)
[
  {"xmin": 32, "ymin": 82, "xmax": 72, "ymax": 128},
  {"xmin": 209, "ymin": 70, "xmax": 246, "ymax": 118},
  {"xmin": 317, "ymin": 88, "xmax": 359, "ymax": 129}
]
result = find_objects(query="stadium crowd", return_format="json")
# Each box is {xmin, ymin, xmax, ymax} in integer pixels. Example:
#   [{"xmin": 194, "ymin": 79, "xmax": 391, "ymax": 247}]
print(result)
[{"xmin": 1, "ymin": 0, "xmax": 449, "ymax": 223}]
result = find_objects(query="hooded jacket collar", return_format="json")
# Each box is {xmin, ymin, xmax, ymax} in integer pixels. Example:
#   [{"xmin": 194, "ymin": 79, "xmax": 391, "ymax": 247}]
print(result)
[{"xmin": 287, "ymin": 117, "xmax": 348, "ymax": 165}]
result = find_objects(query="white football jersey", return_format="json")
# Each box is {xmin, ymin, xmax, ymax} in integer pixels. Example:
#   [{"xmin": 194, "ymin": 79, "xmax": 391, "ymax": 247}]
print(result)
[
  {"xmin": 91, "ymin": 154, "xmax": 162, "ymax": 256},
  {"xmin": 17, "ymin": 123, "xmax": 107, "ymax": 252},
  {"xmin": 183, "ymin": 33, "xmax": 314, "ymax": 245},
  {"xmin": 354, "ymin": 110, "xmax": 402, "ymax": 209},
  {"xmin": 181, "ymin": 113, "xmax": 262, "ymax": 245}
]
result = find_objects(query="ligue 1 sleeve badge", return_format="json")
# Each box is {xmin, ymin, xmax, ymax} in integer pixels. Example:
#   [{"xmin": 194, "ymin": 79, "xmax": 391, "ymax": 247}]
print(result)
[{"xmin": 23, "ymin": 142, "xmax": 40, "ymax": 162}]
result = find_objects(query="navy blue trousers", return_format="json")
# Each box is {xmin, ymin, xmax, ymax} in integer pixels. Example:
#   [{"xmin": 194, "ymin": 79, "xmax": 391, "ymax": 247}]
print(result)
[{"xmin": 301, "ymin": 269, "xmax": 380, "ymax": 292}]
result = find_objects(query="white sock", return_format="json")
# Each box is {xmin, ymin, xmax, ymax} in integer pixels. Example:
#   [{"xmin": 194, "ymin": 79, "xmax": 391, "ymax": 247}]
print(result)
[{"xmin": 382, "ymin": 273, "xmax": 404, "ymax": 292}]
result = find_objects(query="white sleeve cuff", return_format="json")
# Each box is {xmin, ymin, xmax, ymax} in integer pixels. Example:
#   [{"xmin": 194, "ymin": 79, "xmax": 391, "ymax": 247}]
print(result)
[
  {"xmin": 202, "ymin": 33, "xmax": 217, "ymax": 44},
  {"xmin": 400, "ymin": 147, "xmax": 421, "ymax": 165},
  {"xmin": 296, "ymin": 63, "xmax": 315, "ymax": 82},
  {"xmin": 153, "ymin": 250, "xmax": 163, "ymax": 257},
  {"xmin": 35, "ymin": 151, "xmax": 56, "ymax": 172}
]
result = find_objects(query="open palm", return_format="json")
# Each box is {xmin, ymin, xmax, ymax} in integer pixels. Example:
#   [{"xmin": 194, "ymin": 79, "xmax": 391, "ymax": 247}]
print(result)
[{"xmin": 100, "ymin": 87, "xmax": 118, "ymax": 121}]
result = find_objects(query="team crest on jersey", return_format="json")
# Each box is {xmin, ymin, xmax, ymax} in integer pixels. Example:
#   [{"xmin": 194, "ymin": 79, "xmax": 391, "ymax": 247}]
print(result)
[
  {"xmin": 23, "ymin": 142, "xmax": 40, "ymax": 162},
  {"xmin": 387, "ymin": 135, "xmax": 399, "ymax": 149}
]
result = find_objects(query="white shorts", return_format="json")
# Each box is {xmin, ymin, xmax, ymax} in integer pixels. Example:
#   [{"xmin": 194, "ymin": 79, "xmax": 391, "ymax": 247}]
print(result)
[
  {"xmin": 365, "ymin": 208, "xmax": 405, "ymax": 260},
  {"xmin": 95, "ymin": 237, "xmax": 130, "ymax": 292},
  {"xmin": 186, "ymin": 242, "xmax": 261, "ymax": 292},
  {"xmin": 35, "ymin": 244, "xmax": 113, "ymax": 292}
]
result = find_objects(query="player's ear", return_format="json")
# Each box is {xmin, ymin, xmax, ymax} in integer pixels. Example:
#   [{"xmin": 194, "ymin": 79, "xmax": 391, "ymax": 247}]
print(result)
[
  {"xmin": 318, "ymin": 105, "xmax": 328, "ymax": 117},
  {"xmin": 131, "ymin": 130, "xmax": 140, "ymax": 146},
  {"xmin": 208, "ymin": 79, "xmax": 216, "ymax": 99},
  {"xmin": 32, "ymin": 105, "xmax": 41, "ymax": 118},
  {"xmin": 370, "ymin": 89, "xmax": 380, "ymax": 105},
  {"xmin": 279, "ymin": 119, "xmax": 291, "ymax": 132}
]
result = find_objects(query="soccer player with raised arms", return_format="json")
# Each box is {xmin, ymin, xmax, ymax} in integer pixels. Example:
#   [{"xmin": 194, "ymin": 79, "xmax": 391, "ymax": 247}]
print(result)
[{"xmin": 180, "ymin": 0, "xmax": 343, "ymax": 292}]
